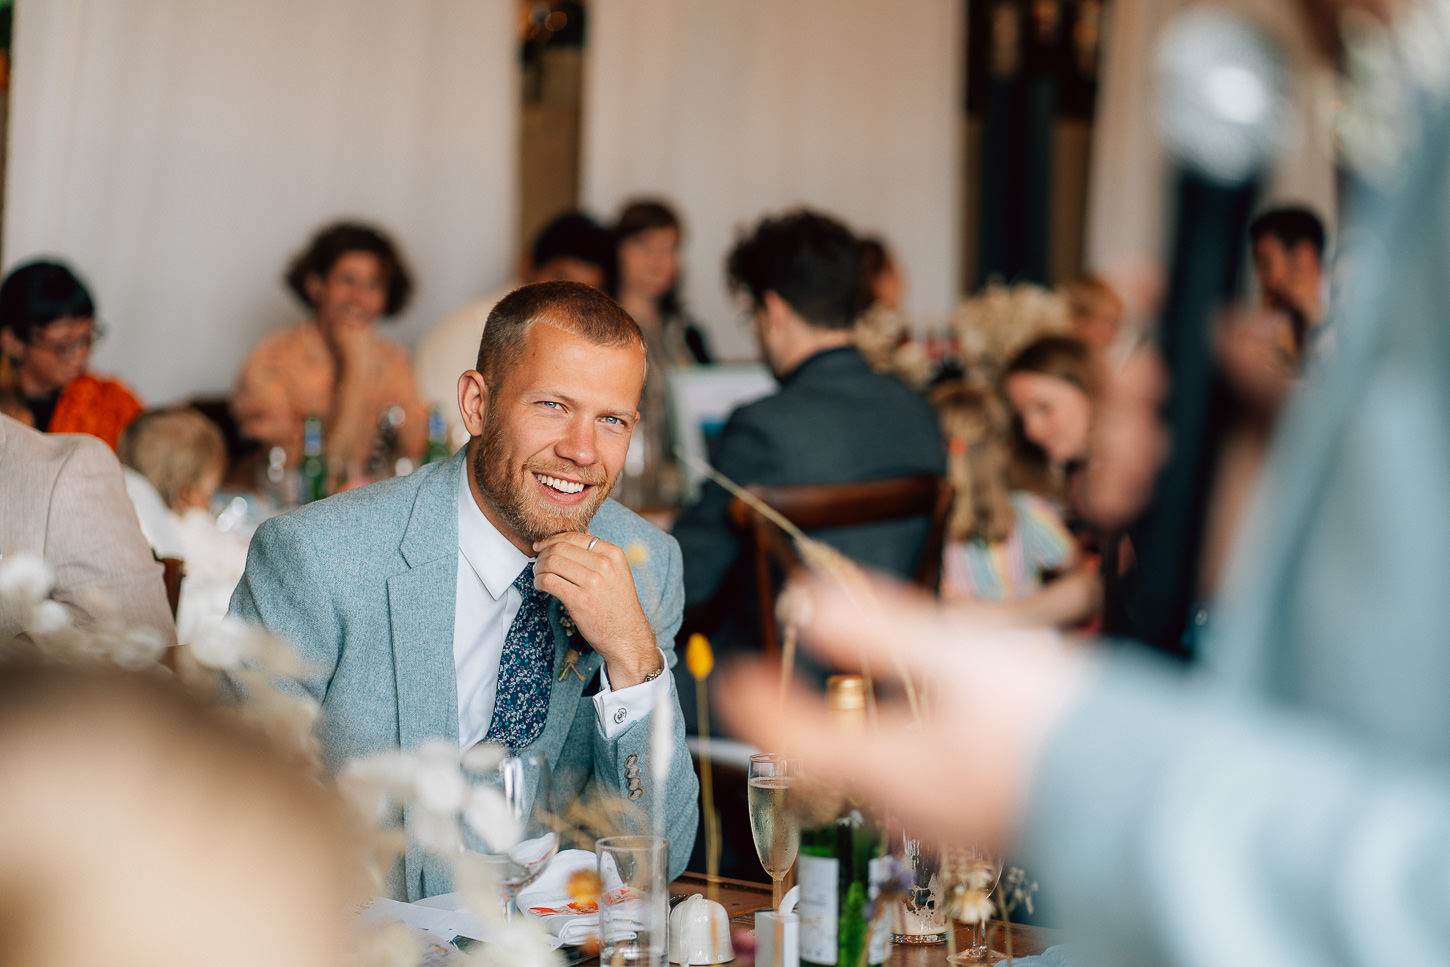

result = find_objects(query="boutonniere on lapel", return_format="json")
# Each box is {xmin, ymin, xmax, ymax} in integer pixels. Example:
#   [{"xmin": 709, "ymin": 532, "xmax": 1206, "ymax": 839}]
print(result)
[{"xmin": 557, "ymin": 606, "xmax": 593, "ymax": 682}]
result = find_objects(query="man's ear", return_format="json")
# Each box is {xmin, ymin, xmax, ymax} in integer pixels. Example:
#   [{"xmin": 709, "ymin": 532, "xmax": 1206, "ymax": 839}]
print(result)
[
  {"xmin": 304, "ymin": 272, "xmax": 324, "ymax": 305},
  {"xmin": 457, "ymin": 370, "xmax": 489, "ymax": 438},
  {"xmin": 760, "ymin": 290, "xmax": 794, "ymax": 334},
  {"xmin": 0, "ymin": 327, "xmax": 22, "ymax": 360}
]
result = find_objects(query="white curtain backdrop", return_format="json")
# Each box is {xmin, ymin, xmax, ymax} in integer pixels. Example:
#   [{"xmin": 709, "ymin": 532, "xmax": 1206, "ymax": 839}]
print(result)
[
  {"xmin": 1084, "ymin": 0, "xmax": 1338, "ymax": 286},
  {"xmin": 581, "ymin": 0, "xmax": 965, "ymax": 360},
  {"xmin": 5, "ymin": 0, "xmax": 518, "ymax": 406}
]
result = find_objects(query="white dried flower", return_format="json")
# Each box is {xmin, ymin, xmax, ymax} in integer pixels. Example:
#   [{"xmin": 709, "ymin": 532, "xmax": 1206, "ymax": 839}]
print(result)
[
  {"xmin": 963, "ymin": 858, "xmax": 997, "ymax": 891},
  {"xmin": 111, "ymin": 625, "xmax": 168, "ymax": 670},
  {"xmin": 1001, "ymin": 865, "xmax": 1038, "ymax": 917},
  {"xmin": 950, "ymin": 281, "xmax": 1069, "ymax": 380},
  {"xmin": 463, "ymin": 784, "xmax": 522, "ymax": 853},
  {"xmin": 0, "ymin": 553, "xmax": 54, "ymax": 604},
  {"xmin": 467, "ymin": 916, "xmax": 564, "ymax": 967},
  {"xmin": 188, "ymin": 616, "xmax": 256, "ymax": 670},
  {"xmin": 461, "ymin": 741, "xmax": 506, "ymax": 773},
  {"xmin": 413, "ymin": 740, "xmax": 468, "ymax": 816},
  {"xmin": 28, "ymin": 599, "xmax": 72, "ymax": 636},
  {"xmin": 951, "ymin": 886, "xmax": 996, "ymax": 925},
  {"xmin": 411, "ymin": 804, "xmax": 463, "ymax": 855}
]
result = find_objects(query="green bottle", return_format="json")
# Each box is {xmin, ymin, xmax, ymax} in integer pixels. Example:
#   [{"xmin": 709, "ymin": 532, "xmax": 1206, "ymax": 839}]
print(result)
[
  {"xmin": 422, "ymin": 404, "xmax": 452, "ymax": 465},
  {"xmin": 299, "ymin": 415, "xmax": 328, "ymax": 504},
  {"xmin": 797, "ymin": 675, "xmax": 890, "ymax": 967}
]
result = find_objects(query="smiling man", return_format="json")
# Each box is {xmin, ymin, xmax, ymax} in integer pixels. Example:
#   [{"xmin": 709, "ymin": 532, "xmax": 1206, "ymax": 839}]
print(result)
[{"xmin": 230, "ymin": 281, "xmax": 697, "ymax": 901}]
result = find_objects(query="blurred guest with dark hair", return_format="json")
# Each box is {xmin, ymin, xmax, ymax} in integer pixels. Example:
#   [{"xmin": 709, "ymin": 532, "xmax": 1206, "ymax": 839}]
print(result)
[
  {"xmin": 1249, "ymin": 204, "xmax": 1329, "ymax": 361},
  {"xmin": 612, "ymin": 198, "xmax": 711, "ymax": 507},
  {"xmin": 614, "ymin": 198, "xmax": 711, "ymax": 365},
  {"xmin": 858, "ymin": 235, "xmax": 904, "ymax": 312},
  {"xmin": 416, "ymin": 210, "xmax": 617, "ymax": 449},
  {"xmin": 0, "ymin": 259, "xmax": 142, "ymax": 451},
  {"xmin": 1001, "ymin": 334, "xmax": 1100, "ymax": 499},
  {"xmin": 231, "ymin": 221, "xmax": 426, "ymax": 483},
  {"xmin": 671, "ymin": 208, "xmax": 944, "ymax": 697}
]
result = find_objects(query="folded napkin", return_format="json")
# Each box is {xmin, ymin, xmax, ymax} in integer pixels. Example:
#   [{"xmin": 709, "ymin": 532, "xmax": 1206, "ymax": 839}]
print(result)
[
  {"xmin": 993, "ymin": 944, "xmax": 1075, "ymax": 966},
  {"xmin": 516, "ymin": 848, "xmax": 652, "ymax": 948},
  {"xmin": 516, "ymin": 849, "xmax": 603, "ymax": 947}
]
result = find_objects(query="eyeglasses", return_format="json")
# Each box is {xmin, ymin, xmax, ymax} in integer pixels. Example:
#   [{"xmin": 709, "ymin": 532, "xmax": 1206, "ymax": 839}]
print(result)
[{"xmin": 28, "ymin": 322, "xmax": 106, "ymax": 359}]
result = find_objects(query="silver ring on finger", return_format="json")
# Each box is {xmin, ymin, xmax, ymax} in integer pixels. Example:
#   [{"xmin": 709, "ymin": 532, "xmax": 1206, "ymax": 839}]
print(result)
[{"xmin": 587, "ymin": 536, "xmax": 600, "ymax": 552}]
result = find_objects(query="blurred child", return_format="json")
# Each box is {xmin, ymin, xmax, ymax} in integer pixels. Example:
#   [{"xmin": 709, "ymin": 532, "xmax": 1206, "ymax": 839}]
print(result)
[
  {"xmin": 118, "ymin": 407, "xmax": 247, "ymax": 642},
  {"xmin": 930, "ymin": 380, "xmax": 1099, "ymax": 627}
]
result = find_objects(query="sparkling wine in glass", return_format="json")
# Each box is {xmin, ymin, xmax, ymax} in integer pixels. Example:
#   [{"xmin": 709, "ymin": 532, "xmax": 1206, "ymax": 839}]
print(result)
[{"xmin": 747, "ymin": 752, "xmax": 800, "ymax": 910}]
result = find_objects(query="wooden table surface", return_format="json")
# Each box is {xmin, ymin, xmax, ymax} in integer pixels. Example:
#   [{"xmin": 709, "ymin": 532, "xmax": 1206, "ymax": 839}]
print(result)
[{"xmin": 663, "ymin": 873, "xmax": 1056, "ymax": 966}]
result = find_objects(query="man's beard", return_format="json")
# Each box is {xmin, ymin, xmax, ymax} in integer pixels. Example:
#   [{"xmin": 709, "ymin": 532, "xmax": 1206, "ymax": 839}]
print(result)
[{"xmin": 472, "ymin": 407, "xmax": 612, "ymax": 544}]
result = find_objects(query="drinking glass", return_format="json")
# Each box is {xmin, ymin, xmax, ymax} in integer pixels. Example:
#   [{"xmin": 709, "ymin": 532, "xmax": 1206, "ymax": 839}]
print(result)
[
  {"xmin": 747, "ymin": 752, "xmax": 800, "ymax": 910},
  {"xmin": 597, "ymin": 834, "xmax": 669, "ymax": 967},
  {"xmin": 466, "ymin": 752, "xmax": 558, "ymax": 921},
  {"xmin": 941, "ymin": 844, "xmax": 1004, "ymax": 964},
  {"xmin": 892, "ymin": 833, "xmax": 948, "ymax": 944}
]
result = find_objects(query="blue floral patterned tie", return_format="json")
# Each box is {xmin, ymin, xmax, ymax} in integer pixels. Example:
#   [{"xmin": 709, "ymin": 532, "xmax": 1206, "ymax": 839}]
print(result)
[{"xmin": 485, "ymin": 563, "xmax": 554, "ymax": 751}]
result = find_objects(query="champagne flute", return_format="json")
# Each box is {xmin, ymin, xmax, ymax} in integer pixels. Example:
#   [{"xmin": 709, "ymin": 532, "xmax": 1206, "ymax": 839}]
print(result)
[
  {"xmin": 942, "ymin": 843, "xmax": 1004, "ymax": 964},
  {"xmin": 747, "ymin": 752, "xmax": 800, "ymax": 910}
]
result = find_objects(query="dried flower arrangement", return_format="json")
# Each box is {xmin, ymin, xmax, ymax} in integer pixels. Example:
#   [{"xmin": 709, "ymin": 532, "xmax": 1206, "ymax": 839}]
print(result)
[{"xmin": 0, "ymin": 553, "xmax": 595, "ymax": 967}]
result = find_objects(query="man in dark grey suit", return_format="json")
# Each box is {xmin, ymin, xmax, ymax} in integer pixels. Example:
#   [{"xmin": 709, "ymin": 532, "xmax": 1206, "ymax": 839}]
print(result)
[{"xmin": 671, "ymin": 209, "xmax": 944, "ymax": 682}]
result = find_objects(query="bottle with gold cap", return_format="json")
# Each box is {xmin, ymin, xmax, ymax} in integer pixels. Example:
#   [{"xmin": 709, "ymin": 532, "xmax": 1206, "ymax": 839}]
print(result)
[{"xmin": 796, "ymin": 674, "xmax": 890, "ymax": 967}]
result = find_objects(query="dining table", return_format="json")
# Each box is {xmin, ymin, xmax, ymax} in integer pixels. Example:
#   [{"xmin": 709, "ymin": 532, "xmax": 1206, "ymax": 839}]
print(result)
[{"xmin": 578, "ymin": 872, "xmax": 1058, "ymax": 966}]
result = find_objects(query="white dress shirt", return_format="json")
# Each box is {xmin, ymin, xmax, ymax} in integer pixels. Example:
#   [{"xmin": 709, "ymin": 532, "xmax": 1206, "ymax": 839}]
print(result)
[{"xmin": 453, "ymin": 469, "xmax": 668, "ymax": 749}]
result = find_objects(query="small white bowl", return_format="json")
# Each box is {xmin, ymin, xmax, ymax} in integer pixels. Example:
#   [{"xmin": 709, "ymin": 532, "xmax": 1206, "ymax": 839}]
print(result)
[{"xmin": 668, "ymin": 893, "xmax": 734, "ymax": 965}]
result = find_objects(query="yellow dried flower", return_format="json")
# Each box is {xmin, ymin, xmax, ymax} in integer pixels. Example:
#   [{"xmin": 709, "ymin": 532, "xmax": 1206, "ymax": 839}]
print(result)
[
  {"xmin": 686, "ymin": 633, "xmax": 715, "ymax": 680},
  {"xmin": 625, "ymin": 542, "xmax": 649, "ymax": 565},
  {"xmin": 567, "ymin": 868, "xmax": 603, "ymax": 910}
]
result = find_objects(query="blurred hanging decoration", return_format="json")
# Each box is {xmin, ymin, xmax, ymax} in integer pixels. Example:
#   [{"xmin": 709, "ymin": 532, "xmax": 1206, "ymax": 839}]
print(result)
[{"xmin": 968, "ymin": 0, "xmax": 1106, "ymax": 288}]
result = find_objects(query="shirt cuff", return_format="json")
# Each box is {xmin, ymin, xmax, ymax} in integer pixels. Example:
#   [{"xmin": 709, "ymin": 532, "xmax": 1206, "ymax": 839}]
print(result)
[{"xmin": 593, "ymin": 648, "xmax": 670, "ymax": 740}]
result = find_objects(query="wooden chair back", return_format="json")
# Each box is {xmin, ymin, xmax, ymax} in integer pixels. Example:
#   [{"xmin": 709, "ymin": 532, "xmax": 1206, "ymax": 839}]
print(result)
[
  {"xmin": 726, "ymin": 473, "xmax": 953, "ymax": 658},
  {"xmin": 159, "ymin": 556, "xmax": 184, "ymax": 619}
]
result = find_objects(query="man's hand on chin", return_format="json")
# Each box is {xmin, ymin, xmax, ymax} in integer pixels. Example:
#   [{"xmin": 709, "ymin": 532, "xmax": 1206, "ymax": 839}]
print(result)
[{"xmin": 532, "ymin": 532, "xmax": 661, "ymax": 688}]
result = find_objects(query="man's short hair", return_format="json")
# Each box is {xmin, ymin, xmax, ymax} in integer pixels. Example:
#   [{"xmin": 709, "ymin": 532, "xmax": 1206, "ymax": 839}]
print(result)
[
  {"xmin": 1249, "ymin": 206, "xmax": 1327, "ymax": 262},
  {"xmin": 475, "ymin": 280, "xmax": 644, "ymax": 390},
  {"xmin": 530, "ymin": 212, "xmax": 618, "ymax": 288},
  {"xmin": 726, "ymin": 209, "xmax": 865, "ymax": 331}
]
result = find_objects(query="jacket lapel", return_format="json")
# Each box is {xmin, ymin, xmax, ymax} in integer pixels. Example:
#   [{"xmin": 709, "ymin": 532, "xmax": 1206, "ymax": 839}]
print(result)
[
  {"xmin": 538, "ymin": 598, "xmax": 594, "ymax": 744},
  {"xmin": 390, "ymin": 451, "xmax": 466, "ymax": 753}
]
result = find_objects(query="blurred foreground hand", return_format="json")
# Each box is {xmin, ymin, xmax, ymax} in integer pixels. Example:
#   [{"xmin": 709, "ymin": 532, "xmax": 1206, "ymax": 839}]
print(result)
[{"xmin": 718, "ymin": 575, "xmax": 1094, "ymax": 849}]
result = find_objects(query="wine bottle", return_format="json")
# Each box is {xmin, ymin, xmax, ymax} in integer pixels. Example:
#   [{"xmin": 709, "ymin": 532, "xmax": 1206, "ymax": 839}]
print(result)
[
  {"xmin": 797, "ymin": 675, "xmax": 891, "ymax": 967},
  {"xmin": 299, "ymin": 415, "xmax": 328, "ymax": 504},
  {"xmin": 422, "ymin": 404, "xmax": 452, "ymax": 465}
]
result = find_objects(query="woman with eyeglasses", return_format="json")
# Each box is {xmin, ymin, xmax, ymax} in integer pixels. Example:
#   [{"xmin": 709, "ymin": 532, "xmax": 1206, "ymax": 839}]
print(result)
[{"xmin": 0, "ymin": 260, "xmax": 141, "ymax": 451}]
